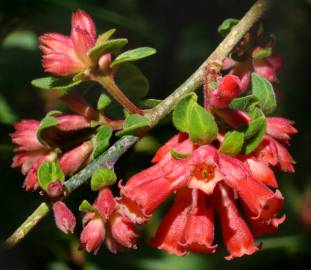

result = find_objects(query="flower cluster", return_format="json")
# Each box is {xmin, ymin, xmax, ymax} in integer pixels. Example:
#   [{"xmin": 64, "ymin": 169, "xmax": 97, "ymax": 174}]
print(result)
[
  {"xmin": 118, "ymin": 117, "xmax": 296, "ymax": 259},
  {"xmin": 10, "ymin": 8, "xmax": 297, "ymax": 260}
]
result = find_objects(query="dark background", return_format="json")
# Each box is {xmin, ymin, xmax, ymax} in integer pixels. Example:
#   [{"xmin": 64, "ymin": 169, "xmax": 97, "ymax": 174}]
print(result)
[{"xmin": 0, "ymin": 0, "xmax": 310, "ymax": 269}]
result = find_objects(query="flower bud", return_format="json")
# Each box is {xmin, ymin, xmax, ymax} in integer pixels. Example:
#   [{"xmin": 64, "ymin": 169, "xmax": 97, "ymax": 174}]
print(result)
[
  {"xmin": 98, "ymin": 53, "xmax": 112, "ymax": 72},
  {"xmin": 47, "ymin": 180, "xmax": 64, "ymax": 199},
  {"xmin": 59, "ymin": 141, "xmax": 93, "ymax": 175},
  {"xmin": 52, "ymin": 201, "xmax": 76, "ymax": 234},
  {"xmin": 80, "ymin": 218, "xmax": 105, "ymax": 254}
]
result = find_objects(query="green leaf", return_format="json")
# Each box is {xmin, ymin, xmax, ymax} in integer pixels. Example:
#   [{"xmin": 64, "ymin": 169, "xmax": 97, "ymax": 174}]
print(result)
[
  {"xmin": 0, "ymin": 94, "xmax": 18, "ymax": 124},
  {"xmin": 115, "ymin": 63, "xmax": 149, "ymax": 99},
  {"xmin": 244, "ymin": 107, "xmax": 266, "ymax": 139},
  {"xmin": 96, "ymin": 29, "xmax": 116, "ymax": 45},
  {"xmin": 252, "ymin": 47, "xmax": 272, "ymax": 59},
  {"xmin": 88, "ymin": 38, "xmax": 128, "ymax": 62},
  {"xmin": 116, "ymin": 114, "xmax": 150, "ymax": 137},
  {"xmin": 37, "ymin": 112, "xmax": 61, "ymax": 147},
  {"xmin": 189, "ymin": 103, "xmax": 218, "ymax": 145},
  {"xmin": 220, "ymin": 130, "xmax": 245, "ymax": 155},
  {"xmin": 218, "ymin": 18, "xmax": 239, "ymax": 36},
  {"xmin": 92, "ymin": 125, "xmax": 113, "ymax": 158},
  {"xmin": 38, "ymin": 161, "xmax": 64, "ymax": 191},
  {"xmin": 251, "ymin": 72, "xmax": 277, "ymax": 114},
  {"xmin": 90, "ymin": 168, "xmax": 117, "ymax": 191},
  {"xmin": 229, "ymin": 95, "xmax": 259, "ymax": 111},
  {"xmin": 79, "ymin": 200, "xmax": 97, "ymax": 213},
  {"xmin": 170, "ymin": 149, "xmax": 192, "ymax": 160},
  {"xmin": 31, "ymin": 76, "xmax": 81, "ymax": 91},
  {"xmin": 172, "ymin": 93, "xmax": 197, "ymax": 132},
  {"xmin": 97, "ymin": 94, "xmax": 111, "ymax": 111},
  {"xmin": 244, "ymin": 107, "xmax": 267, "ymax": 154},
  {"xmin": 111, "ymin": 47, "xmax": 157, "ymax": 68}
]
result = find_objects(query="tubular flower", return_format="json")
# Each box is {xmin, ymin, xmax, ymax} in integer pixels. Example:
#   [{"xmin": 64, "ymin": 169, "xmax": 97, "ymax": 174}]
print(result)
[
  {"xmin": 39, "ymin": 10, "xmax": 96, "ymax": 76},
  {"xmin": 215, "ymin": 183, "xmax": 259, "ymax": 260},
  {"xmin": 80, "ymin": 188, "xmax": 138, "ymax": 254},
  {"xmin": 152, "ymin": 189, "xmax": 216, "ymax": 256}
]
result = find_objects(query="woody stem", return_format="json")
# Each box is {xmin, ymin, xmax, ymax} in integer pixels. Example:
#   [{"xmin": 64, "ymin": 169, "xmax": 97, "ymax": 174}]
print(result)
[{"xmin": 4, "ymin": 0, "xmax": 270, "ymax": 247}]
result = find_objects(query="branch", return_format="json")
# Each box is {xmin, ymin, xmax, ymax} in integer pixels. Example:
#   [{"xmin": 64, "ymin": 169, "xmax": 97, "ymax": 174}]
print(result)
[{"xmin": 4, "ymin": 0, "xmax": 270, "ymax": 247}]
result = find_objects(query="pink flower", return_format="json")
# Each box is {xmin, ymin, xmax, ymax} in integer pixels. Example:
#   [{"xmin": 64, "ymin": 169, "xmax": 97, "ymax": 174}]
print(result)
[
  {"xmin": 80, "ymin": 188, "xmax": 138, "ymax": 254},
  {"xmin": 55, "ymin": 114, "xmax": 90, "ymax": 131},
  {"xmin": 80, "ymin": 218, "xmax": 105, "ymax": 254},
  {"xmin": 39, "ymin": 10, "xmax": 96, "ymax": 76},
  {"xmin": 267, "ymin": 117, "xmax": 297, "ymax": 142},
  {"xmin": 59, "ymin": 141, "xmax": 93, "ymax": 176},
  {"xmin": 11, "ymin": 120, "xmax": 44, "ymax": 152},
  {"xmin": 52, "ymin": 201, "xmax": 76, "ymax": 234}
]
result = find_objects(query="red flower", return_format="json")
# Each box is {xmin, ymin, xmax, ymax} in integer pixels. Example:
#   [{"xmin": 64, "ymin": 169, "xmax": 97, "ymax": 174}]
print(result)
[
  {"xmin": 209, "ymin": 75, "xmax": 245, "ymax": 108},
  {"xmin": 215, "ymin": 183, "xmax": 259, "ymax": 260},
  {"xmin": 39, "ymin": 10, "xmax": 96, "ymax": 76},
  {"xmin": 119, "ymin": 137, "xmax": 195, "ymax": 224},
  {"xmin": 152, "ymin": 189, "xmax": 216, "ymax": 256},
  {"xmin": 80, "ymin": 188, "xmax": 137, "ymax": 254},
  {"xmin": 52, "ymin": 201, "xmax": 76, "ymax": 234}
]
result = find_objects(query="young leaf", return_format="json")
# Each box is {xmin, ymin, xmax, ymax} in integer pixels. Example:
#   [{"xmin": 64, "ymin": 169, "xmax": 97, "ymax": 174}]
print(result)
[
  {"xmin": 172, "ymin": 93, "xmax": 197, "ymax": 132},
  {"xmin": 97, "ymin": 94, "xmax": 111, "ymax": 111},
  {"xmin": 110, "ymin": 47, "xmax": 157, "ymax": 68},
  {"xmin": 251, "ymin": 72, "xmax": 276, "ymax": 114},
  {"xmin": 38, "ymin": 161, "xmax": 65, "ymax": 191},
  {"xmin": 37, "ymin": 112, "xmax": 61, "ymax": 148},
  {"xmin": 31, "ymin": 76, "xmax": 81, "ymax": 91},
  {"xmin": 229, "ymin": 95, "xmax": 259, "ymax": 111},
  {"xmin": 96, "ymin": 29, "xmax": 116, "ymax": 45},
  {"xmin": 88, "ymin": 38, "xmax": 128, "ymax": 62},
  {"xmin": 170, "ymin": 149, "xmax": 192, "ymax": 160},
  {"xmin": 90, "ymin": 168, "xmax": 117, "ymax": 191},
  {"xmin": 79, "ymin": 200, "xmax": 97, "ymax": 213},
  {"xmin": 115, "ymin": 63, "xmax": 149, "ymax": 99},
  {"xmin": 189, "ymin": 103, "xmax": 218, "ymax": 145},
  {"xmin": 244, "ymin": 107, "xmax": 266, "ymax": 139},
  {"xmin": 218, "ymin": 18, "xmax": 239, "ymax": 36},
  {"xmin": 220, "ymin": 130, "xmax": 245, "ymax": 155},
  {"xmin": 92, "ymin": 125, "xmax": 113, "ymax": 158},
  {"xmin": 116, "ymin": 114, "xmax": 150, "ymax": 137}
]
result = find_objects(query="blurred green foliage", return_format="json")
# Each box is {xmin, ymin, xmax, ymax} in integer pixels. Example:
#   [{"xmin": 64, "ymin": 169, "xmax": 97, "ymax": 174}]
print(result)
[{"xmin": 0, "ymin": 0, "xmax": 311, "ymax": 269}]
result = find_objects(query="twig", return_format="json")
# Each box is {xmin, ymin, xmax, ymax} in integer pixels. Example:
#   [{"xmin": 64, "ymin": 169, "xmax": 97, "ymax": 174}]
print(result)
[
  {"xmin": 5, "ymin": 203, "xmax": 49, "ymax": 247},
  {"xmin": 4, "ymin": 0, "xmax": 270, "ymax": 247}
]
